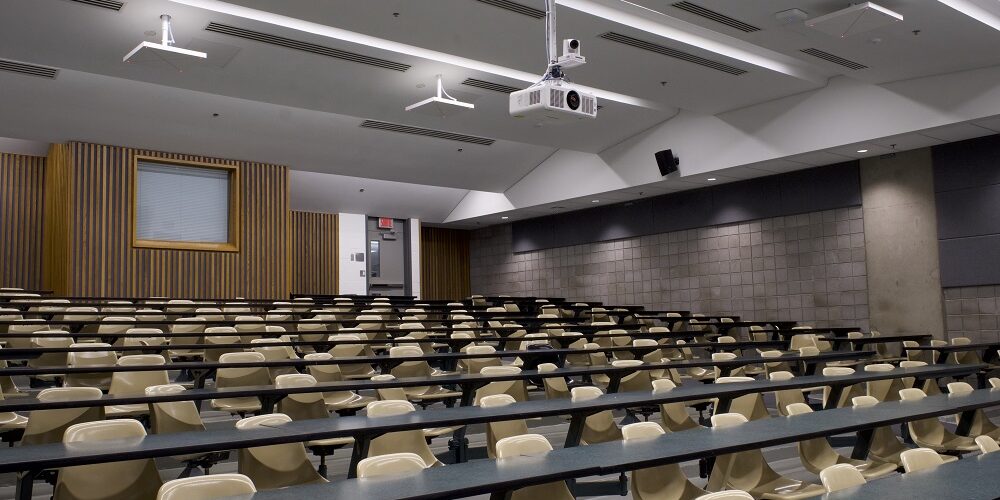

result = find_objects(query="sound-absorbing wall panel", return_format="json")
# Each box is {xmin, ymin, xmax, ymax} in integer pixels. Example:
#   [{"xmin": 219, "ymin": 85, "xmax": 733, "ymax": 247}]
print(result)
[
  {"xmin": 0, "ymin": 152, "xmax": 45, "ymax": 289},
  {"xmin": 65, "ymin": 142, "xmax": 289, "ymax": 298},
  {"xmin": 420, "ymin": 226, "xmax": 471, "ymax": 300},
  {"xmin": 290, "ymin": 211, "xmax": 338, "ymax": 296}
]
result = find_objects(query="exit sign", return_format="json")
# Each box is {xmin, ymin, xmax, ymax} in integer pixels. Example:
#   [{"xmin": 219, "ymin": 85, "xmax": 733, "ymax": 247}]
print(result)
[{"xmin": 377, "ymin": 217, "xmax": 394, "ymax": 229}]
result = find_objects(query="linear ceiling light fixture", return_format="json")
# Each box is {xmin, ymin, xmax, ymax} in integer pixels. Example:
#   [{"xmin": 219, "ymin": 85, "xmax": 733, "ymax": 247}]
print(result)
[
  {"xmin": 936, "ymin": 0, "xmax": 1000, "ymax": 31},
  {"xmin": 124, "ymin": 15, "xmax": 207, "ymax": 66},
  {"xmin": 167, "ymin": 0, "xmax": 659, "ymax": 109}
]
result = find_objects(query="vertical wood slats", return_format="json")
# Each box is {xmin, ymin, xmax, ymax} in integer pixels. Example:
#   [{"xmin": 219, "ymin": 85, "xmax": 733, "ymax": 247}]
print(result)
[
  {"xmin": 66, "ymin": 142, "xmax": 289, "ymax": 299},
  {"xmin": 289, "ymin": 211, "xmax": 338, "ymax": 295},
  {"xmin": 0, "ymin": 152, "xmax": 45, "ymax": 289},
  {"xmin": 42, "ymin": 144, "xmax": 72, "ymax": 294},
  {"xmin": 420, "ymin": 226, "xmax": 471, "ymax": 300}
]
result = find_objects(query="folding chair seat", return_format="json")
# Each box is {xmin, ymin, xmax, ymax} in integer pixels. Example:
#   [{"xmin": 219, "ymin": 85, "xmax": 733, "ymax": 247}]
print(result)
[{"xmin": 480, "ymin": 394, "xmax": 528, "ymax": 458}]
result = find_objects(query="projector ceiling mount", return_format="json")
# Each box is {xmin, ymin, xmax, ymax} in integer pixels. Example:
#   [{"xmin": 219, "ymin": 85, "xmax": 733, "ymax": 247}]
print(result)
[
  {"xmin": 404, "ymin": 74, "xmax": 474, "ymax": 117},
  {"xmin": 123, "ymin": 14, "xmax": 207, "ymax": 67},
  {"xmin": 509, "ymin": 0, "xmax": 597, "ymax": 121}
]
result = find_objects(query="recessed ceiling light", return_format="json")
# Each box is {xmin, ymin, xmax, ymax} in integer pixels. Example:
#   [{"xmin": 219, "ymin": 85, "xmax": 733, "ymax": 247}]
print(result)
[
  {"xmin": 501, "ymin": 216, "xmax": 509, "ymax": 220},
  {"xmin": 857, "ymin": 149, "xmax": 869, "ymax": 153},
  {"xmin": 591, "ymin": 199, "xmax": 600, "ymax": 203},
  {"xmin": 706, "ymin": 178, "xmax": 717, "ymax": 181}
]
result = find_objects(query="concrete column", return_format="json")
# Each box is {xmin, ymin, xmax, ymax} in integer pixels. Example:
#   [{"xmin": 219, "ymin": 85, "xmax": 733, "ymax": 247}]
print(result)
[{"xmin": 860, "ymin": 148, "xmax": 945, "ymax": 337}]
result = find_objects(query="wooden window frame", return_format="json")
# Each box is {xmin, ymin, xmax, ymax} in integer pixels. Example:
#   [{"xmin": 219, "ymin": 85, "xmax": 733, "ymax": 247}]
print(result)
[{"xmin": 131, "ymin": 155, "xmax": 241, "ymax": 252}]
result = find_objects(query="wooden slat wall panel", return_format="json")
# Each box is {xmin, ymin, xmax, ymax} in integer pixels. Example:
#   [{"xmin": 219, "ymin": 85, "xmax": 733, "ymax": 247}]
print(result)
[
  {"xmin": 420, "ymin": 226, "xmax": 471, "ymax": 300},
  {"xmin": 67, "ymin": 142, "xmax": 289, "ymax": 299},
  {"xmin": 289, "ymin": 211, "xmax": 338, "ymax": 296},
  {"xmin": 42, "ymin": 144, "xmax": 71, "ymax": 295},
  {"xmin": 0, "ymin": 152, "xmax": 45, "ymax": 289}
]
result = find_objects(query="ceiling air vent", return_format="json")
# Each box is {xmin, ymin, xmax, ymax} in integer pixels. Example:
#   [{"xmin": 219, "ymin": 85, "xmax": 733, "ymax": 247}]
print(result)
[
  {"xmin": 360, "ymin": 120, "xmax": 495, "ymax": 146},
  {"xmin": 0, "ymin": 59, "xmax": 58, "ymax": 79},
  {"xmin": 474, "ymin": 0, "xmax": 545, "ymax": 19},
  {"xmin": 800, "ymin": 48, "xmax": 868, "ymax": 70},
  {"xmin": 672, "ymin": 2, "xmax": 760, "ymax": 33},
  {"xmin": 461, "ymin": 78, "xmax": 522, "ymax": 94},
  {"xmin": 205, "ymin": 22, "xmax": 411, "ymax": 72},
  {"xmin": 599, "ymin": 32, "xmax": 747, "ymax": 75},
  {"xmin": 65, "ymin": 0, "xmax": 124, "ymax": 11}
]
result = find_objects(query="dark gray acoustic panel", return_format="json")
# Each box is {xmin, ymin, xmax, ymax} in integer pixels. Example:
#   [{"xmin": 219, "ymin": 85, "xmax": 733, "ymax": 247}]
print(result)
[
  {"xmin": 932, "ymin": 134, "xmax": 1000, "ymax": 193},
  {"xmin": 651, "ymin": 187, "xmax": 714, "ymax": 234},
  {"xmin": 936, "ymin": 183, "xmax": 1000, "ymax": 240},
  {"xmin": 939, "ymin": 235, "xmax": 1000, "ymax": 287},
  {"xmin": 778, "ymin": 162, "xmax": 861, "ymax": 215},
  {"xmin": 511, "ymin": 162, "xmax": 861, "ymax": 253},
  {"xmin": 709, "ymin": 176, "xmax": 783, "ymax": 225}
]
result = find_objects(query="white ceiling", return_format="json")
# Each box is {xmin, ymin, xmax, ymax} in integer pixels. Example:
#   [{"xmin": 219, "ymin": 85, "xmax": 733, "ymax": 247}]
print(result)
[{"xmin": 2, "ymin": 0, "xmax": 1000, "ymax": 222}]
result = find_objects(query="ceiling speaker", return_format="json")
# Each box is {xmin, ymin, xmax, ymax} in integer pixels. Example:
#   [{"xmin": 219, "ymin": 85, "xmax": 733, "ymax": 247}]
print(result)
[{"xmin": 655, "ymin": 149, "xmax": 679, "ymax": 176}]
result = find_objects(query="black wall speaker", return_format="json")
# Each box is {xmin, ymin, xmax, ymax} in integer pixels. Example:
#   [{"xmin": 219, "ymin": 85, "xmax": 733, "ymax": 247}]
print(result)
[{"xmin": 655, "ymin": 149, "xmax": 679, "ymax": 176}]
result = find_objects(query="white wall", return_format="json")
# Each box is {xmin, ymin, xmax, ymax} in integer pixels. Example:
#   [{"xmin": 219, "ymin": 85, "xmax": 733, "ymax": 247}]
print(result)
[
  {"xmin": 337, "ymin": 212, "xmax": 367, "ymax": 295},
  {"xmin": 409, "ymin": 219, "xmax": 421, "ymax": 299}
]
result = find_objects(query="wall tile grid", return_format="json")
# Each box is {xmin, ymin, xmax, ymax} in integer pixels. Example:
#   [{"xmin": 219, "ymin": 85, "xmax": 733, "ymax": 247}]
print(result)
[
  {"xmin": 943, "ymin": 286, "xmax": 1000, "ymax": 343},
  {"xmin": 472, "ymin": 207, "xmax": 869, "ymax": 329}
]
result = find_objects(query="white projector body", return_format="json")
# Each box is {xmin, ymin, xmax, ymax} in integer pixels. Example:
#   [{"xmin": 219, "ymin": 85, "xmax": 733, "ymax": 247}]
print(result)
[{"xmin": 509, "ymin": 80, "xmax": 597, "ymax": 121}]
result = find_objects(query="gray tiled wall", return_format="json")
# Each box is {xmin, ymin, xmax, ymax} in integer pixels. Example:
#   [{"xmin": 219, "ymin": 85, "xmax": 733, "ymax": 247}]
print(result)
[
  {"xmin": 944, "ymin": 286, "xmax": 1000, "ymax": 343},
  {"xmin": 471, "ymin": 207, "xmax": 870, "ymax": 329}
]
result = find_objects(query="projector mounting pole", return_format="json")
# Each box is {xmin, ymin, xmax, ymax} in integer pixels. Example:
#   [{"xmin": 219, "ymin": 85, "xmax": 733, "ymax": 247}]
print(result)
[
  {"xmin": 544, "ymin": 0, "xmax": 562, "ymax": 79},
  {"xmin": 160, "ymin": 14, "xmax": 175, "ymax": 47}
]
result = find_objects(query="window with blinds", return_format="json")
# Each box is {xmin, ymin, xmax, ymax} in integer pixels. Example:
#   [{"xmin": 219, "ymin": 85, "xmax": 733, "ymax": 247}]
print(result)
[{"xmin": 133, "ymin": 158, "xmax": 239, "ymax": 251}]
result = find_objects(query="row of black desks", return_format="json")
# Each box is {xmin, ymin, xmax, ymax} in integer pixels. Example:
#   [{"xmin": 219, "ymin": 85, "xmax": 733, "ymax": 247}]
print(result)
[
  {"xmin": 0, "ymin": 364, "xmax": 982, "ymax": 499},
  {"xmin": 221, "ymin": 386, "xmax": 1000, "ymax": 500}
]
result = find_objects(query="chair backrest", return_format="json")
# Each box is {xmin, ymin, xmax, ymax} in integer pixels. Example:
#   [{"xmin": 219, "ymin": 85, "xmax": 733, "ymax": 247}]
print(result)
[
  {"xmin": 571, "ymin": 386, "xmax": 622, "ymax": 444},
  {"xmin": 146, "ymin": 384, "xmax": 205, "ymax": 434},
  {"xmin": 693, "ymin": 491, "xmax": 754, "ymax": 500},
  {"xmin": 713, "ymin": 377, "xmax": 768, "ymax": 421},
  {"xmin": 54, "ymin": 419, "xmax": 163, "ymax": 499},
  {"xmin": 216, "ymin": 352, "xmax": 271, "ymax": 389},
  {"xmin": 365, "ymin": 400, "xmax": 440, "ymax": 467},
  {"xmin": 537, "ymin": 363, "xmax": 570, "ymax": 400},
  {"xmin": 275, "ymin": 374, "xmax": 328, "ymax": 420},
  {"xmin": 235, "ymin": 413, "xmax": 327, "ymax": 489},
  {"xmin": 819, "ymin": 463, "xmax": 866, "ymax": 493},
  {"xmin": 109, "ymin": 354, "xmax": 170, "ymax": 397},
  {"xmin": 900, "ymin": 448, "xmax": 944, "ymax": 473},
  {"xmin": 371, "ymin": 374, "xmax": 408, "ymax": 401},
  {"xmin": 64, "ymin": 343, "xmax": 117, "ymax": 389},
  {"xmin": 233, "ymin": 316, "xmax": 266, "ymax": 342},
  {"xmin": 23, "ymin": 387, "xmax": 105, "ymax": 446},
  {"xmin": 476, "ymin": 366, "xmax": 529, "ymax": 404},
  {"xmin": 480, "ymin": 394, "xmax": 529, "ymax": 458},
  {"xmin": 863, "ymin": 363, "xmax": 905, "ymax": 401},
  {"xmin": 356, "ymin": 453, "xmax": 428, "ymax": 478},
  {"xmin": 612, "ymin": 359, "xmax": 653, "ymax": 393},
  {"xmin": 976, "ymin": 435, "xmax": 1000, "ymax": 454},
  {"xmin": 157, "ymin": 474, "xmax": 256, "ymax": 500},
  {"xmin": 768, "ymin": 371, "xmax": 806, "ymax": 417}
]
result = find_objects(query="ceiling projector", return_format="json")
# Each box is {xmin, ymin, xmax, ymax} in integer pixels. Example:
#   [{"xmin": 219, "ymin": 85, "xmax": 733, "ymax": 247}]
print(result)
[{"xmin": 510, "ymin": 1, "xmax": 596, "ymax": 122}]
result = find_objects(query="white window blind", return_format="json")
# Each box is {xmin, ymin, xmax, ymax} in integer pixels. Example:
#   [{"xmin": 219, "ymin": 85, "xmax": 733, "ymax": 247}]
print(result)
[{"xmin": 135, "ymin": 161, "xmax": 231, "ymax": 243}]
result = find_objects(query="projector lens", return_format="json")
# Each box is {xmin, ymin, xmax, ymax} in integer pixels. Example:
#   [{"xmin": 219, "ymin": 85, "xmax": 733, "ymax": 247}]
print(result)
[{"xmin": 566, "ymin": 90, "xmax": 581, "ymax": 110}]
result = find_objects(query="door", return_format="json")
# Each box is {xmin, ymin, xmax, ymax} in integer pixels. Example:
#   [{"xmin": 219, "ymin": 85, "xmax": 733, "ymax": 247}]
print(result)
[{"xmin": 367, "ymin": 217, "xmax": 409, "ymax": 296}]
